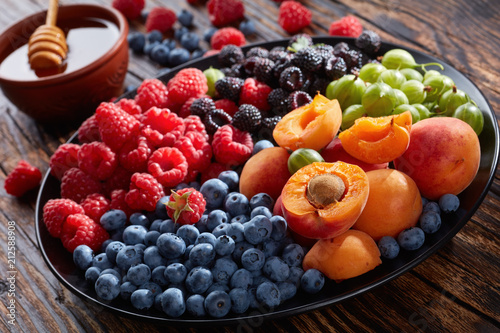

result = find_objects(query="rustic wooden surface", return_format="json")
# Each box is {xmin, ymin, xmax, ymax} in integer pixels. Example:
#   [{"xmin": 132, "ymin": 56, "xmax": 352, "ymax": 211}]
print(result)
[{"xmin": 1, "ymin": 0, "xmax": 499, "ymax": 332}]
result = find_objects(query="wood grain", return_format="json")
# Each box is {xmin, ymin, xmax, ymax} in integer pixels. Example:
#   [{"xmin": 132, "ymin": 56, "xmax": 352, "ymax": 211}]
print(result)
[{"xmin": 0, "ymin": 0, "xmax": 499, "ymax": 332}]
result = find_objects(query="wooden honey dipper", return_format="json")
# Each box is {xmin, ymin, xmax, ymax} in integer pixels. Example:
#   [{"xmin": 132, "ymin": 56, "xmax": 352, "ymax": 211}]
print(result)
[{"xmin": 28, "ymin": 0, "xmax": 68, "ymax": 70}]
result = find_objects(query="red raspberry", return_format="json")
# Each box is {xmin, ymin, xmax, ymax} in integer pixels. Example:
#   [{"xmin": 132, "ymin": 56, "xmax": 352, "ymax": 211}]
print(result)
[
  {"xmin": 183, "ymin": 169, "xmax": 200, "ymax": 183},
  {"xmin": 102, "ymin": 166, "xmax": 133, "ymax": 196},
  {"xmin": 4, "ymin": 160, "xmax": 42, "ymax": 197},
  {"xmin": 43, "ymin": 198, "xmax": 85, "ymax": 238},
  {"xmin": 60, "ymin": 168, "xmax": 102, "ymax": 204},
  {"xmin": 174, "ymin": 131, "xmax": 212, "ymax": 172},
  {"xmin": 201, "ymin": 162, "xmax": 229, "ymax": 184},
  {"xmin": 203, "ymin": 49, "xmax": 220, "ymax": 57},
  {"xmin": 183, "ymin": 115, "xmax": 209, "ymax": 141},
  {"xmin": 134, "ymin": 79, "xmax": 169, "ymax": 111},
  {"xmin": 328, "ymin": 15, "xmax": 363, "ymax": 38},
  {"xmin": 278, "ymin": 1, "xmax": 312, "ymax": 34},
  {"xmin": 60, "ymin": 214, "xmax": 109, "ymax": 253},
  {"xmin": 207, "ymin": 0, "xmax": 245, "ymax": 27},
  {"xmin": 239, "ymin": 78, "xmax": 272, "ymax": 111},
  {"xmin": 145, "ymin": 7, "xmax": 177, "ymax": 32},
  {"xmin": 212, "ymin": 125, "xmax": 253, "ymax": 166},
  {"xmin": 166, "ymin": 188, "xmax": 206, "ymax": 225},
  {"xmin": 116, "ymin": 98, "xmax": 142, "ymax": 115},
  {"xmin": 118, "ymin": 135, "xmax": 152, "ymax": 173},
  {"xmin": 49, "ymin": 143, "xmax": 80, "ymax": 181},
  {"xmin": 110, "ymin": 189, "xmax": 136, "ymax": 217},
  {"xmin": 147, "ymin": 147, "xmax": 188, "ymax": 188},
  {"xmin": 78, "ymin": 114, "xmax": 101, "ymax": 143},
  {"xmin": 167, "ymin": 68, "xmax": 208, "ymax": 105},
  {"xmin": 112, "ymin": 0, "xmax": 145, "ymax": 20},
  {"xmin": 125, "ymin": 173, "xmax": 165, "ymax": 211},
  {"xmin": 211, "ymin": 27, "xmax": 246, "ymax": 51},
  {"xmin": 77, "ymin": 142, "xmax": 118, "ymax": 181},
  {"xmin": 141, "ymin": 107, "xmax": 185, "ymax": 148},
  {"xmin": 81, "ymin": 194, "xmax": 111, "ymax": 224},
  {"xmin": 215, "ymin": 99, "xmax": 239, "ymax": 117},
  {"xmin": 96, "ymin": 102, "xmax": 141, "ymax": 152}
]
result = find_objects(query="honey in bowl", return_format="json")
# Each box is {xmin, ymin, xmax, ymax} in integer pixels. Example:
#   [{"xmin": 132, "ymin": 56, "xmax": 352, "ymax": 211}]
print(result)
[{"xmin": 0, "ymin": 17, "xmax": 120, "ymax": 80}]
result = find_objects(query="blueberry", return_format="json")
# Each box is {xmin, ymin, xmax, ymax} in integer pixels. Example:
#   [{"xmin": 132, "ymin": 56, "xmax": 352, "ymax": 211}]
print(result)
[
  {"xmin": 140, "ymin": 281, "xmax": 162, "ymax": 298},
  {"xmin": 175, "ymin": 182, "xmax": 190, "ymax": 190},
  {"xmin": 149, "ymin": 219, "xmax": 163, "ymax": 232},
  {"xmin": 250, "ymin": 206, "xmax": 273, "ymax": 219},
  {"xmin": 92, "ymin": 253, "xmax": 113, "ymax": 270},
  {"xmin": 239, "ymin": 19, "xmax": 256, "ymax": 36},
  {"xmin": 195, "ymin": 232, "xmax": 217, "ymax": 246},
  {"xmin": 109, "ymin": 226, "xmax": 125, "ymax": 242},
  {"xmin": 256, "ymin": 281, "xmax": 281, "ymax": 308},
  {"xmin": 120, "ymin": 281, "xmax": 137, "ymax": 300},
  {"xmin": 73, "ymin": 245, "xmax": 94, "ymax": 270},
  {"xmin": 249, "ymin": 193, "xmax": 274, "ymax": 211},
  {"xmin": 419, "ymin": 211, "xmax": 442, "ymax": 234},
  {"xmin": 189, "ymin": 181, "xmax": 201, "ymax": 190},
  {"xmin": 129, "ymin": 213, "xmax": 150, "ymax": 227},
  {"xmin": 203, "ymin": 27, "xmax": 218, "ymax": 43},
  {"xmin": 278, "ymin": 281, "xmax": 297, "ymax": 301},
  {"xmin": 143, "ymin": 41, "xmax": 160, "ymax": 56},
  {"xmin": 229, "ymin": 288, "xmax": 250, "ymax": 314},
  {"xmin": 253, "ymin": 140, "xmax": 274, "ymax": 155},
  {"xmin": 207, "ymin": 209, "xmax": 229, "ymax": 231},
  {"xmin": 397, "ymin": 227, "xmax": 425, "ymax": 251},
  {"xmin": 100, "ymin": 268, "xmax": 121, "ymax": 280},
  {"xmin": 232, "ymin": 241, "xmax": 254, "ymax": 263},
  {"xmin": 224, "ymin": 192, "xmax": 249, "ymax": 217},
  {"xmin": 241, "ymin": 248, "xmax": 266, "ymax": 271},
  {"xmin": 189, "ymin": 243, "xmax": 216, "ymax": 267},
  {"xmin": 214, "ymin": 235, "xmax": 236, "ymax": 256},
  {"xmin": 260, "ymin": 239, "xmax": 282, "ymax": 258},
  {"xmin": 263, "ymin": 256, "xmax": 290, "ymax": 282},
  {"xmin": 211, "ymin": 257, "xmax": 238, "ymax": 284},
  {"xmin": 161, "ymin": 38, "xmax": 176, "ymax": 50},
  {"xmin": 252, "ymin": 274, "xmax": 270, "ymax": 287},
  {"xmin": 174, "ymin": 26, "xmax": 189, "ymax": 41},
  {"xmin": 95, "ymin": 273, "xmax": 121, "ymax": 301},
  {"xmin": 143, "ymin": 245, "xmax": 168, "ymax": 269},
  {"xmin": 147, "ymin": 30, "xmax": 163, "ymax": 43},
  {"xmin": 191, "ymin": 48, "xmax": 206, "ymax": 59},
  {"xmin": 205, "ymin": 291, "xmax": 231, "ymax": 318},
  {"xmin": 185, "ymin": 266, "xmax": 213, "ymax": 294},
  {"xmin": 101, "ymin": 239, "xmax": 113, "ymax": 253},
  {"xmin": 156, "ymin": 233, "xmax": 186, "ymax": 259},
  {"xmin": 155, "ymin": 196, "xmax": 170, "ymax": 219},
  {"xmin": 144, "ymin": 230, "xmax": 161, "ymax": 247},
  {"xmin": 200, "ymin": 178, "xmax": 229, "ymax": 210},
  {"xmin": 127, "ymin": 263, "xmax": 151, "ymax": 286},
  {"xmin": 186, "ymin": 294, "xmax": 206, "ymax": 317},
  {"xmin": 150, "ymin": 44, "xmax": 170, "ymax": 66},
  {"xmin": 231, "ymin": 214, "xmax": 249, "ymax": 224},
  {"xmin": 180, "ymin": 32, "xmax": 200, "ymax": 52},
  {"xmin": 288, "ymin": 266, "xmax": 304, "ymax": 288},
  {"xmin": 116, "ymin": 245, "xmax": 144, "ymax": 271},
  {"xmin": 230, "ymin": 268, "xmax": 253, "ymax": 289},
  {"xmin": 130, "ymin": 289, "xmax": 154, "ymax": 310},
  {"xmin": 160, "ymin": 288, "xmax": 186, "ymax": 317},
  {"xmin": 206, "ymin": 282, "xmax": 231, "ymax": 294},
  {"xmin": 227, "ymin": 222, "xmax": 245, "ymax": 243},
  {"xmin": 195, "ymin": 214, "xmax": 209, "ymax": 233},
  {"xmin": 122, "ymin": 225, "xmax": 148, "ymax": 245},
  {"xmin": 282, "ymin": 243, "xmax": 304, "ymax": 267},
  {"xmin": 212, "ymin": 223, "xmax": 232, "ymax": 238},
  {"xmin": 100, "ymin": 209, "xmax": 127, "ymax": 231},
  {"xmin": 423, "ymin": 201, "xmax": 441, "ymax": 214},
  {"xmin": 300, "ymin": 269, "xmax": 325, "ymax": 294},
  {"xmin": 85, "ymin": 267, "xmax": 101, "ymax": 284},
  {"xmin": 159, "ymin": 219, "xmax": 177, "ymax": 234},
  {"xmin": 127, "ymin": 32, "xmax": 146, "ymax": 54},
  {"xmin": 165, "ymin": 263, "xmax": 188, "ymax": 284},
  {"xmin": 377, "ymin": 236, "xmax": 400, "ymax": 259},
  {"xmin": 169, "ymin": 48, "xmax": 191, "ymax": 67},
  {"xmin": 439, "ymin": 194, "xmax": 460, "ymax": 213},
  {"xmin": 135, "ymin": 243, "xmax": 146, "ymax": 252},
  {"xmin": 270, "ymin": 215, "xmax": 287, "ymax": 241},
  {"xmin": 218, "ymin": 170, "xmax": 239, "ymax": 192},
  {"xmin": 177, "ymin": 9, "xmax": 194, "ymax": 27},
  {"xmin": 176, "ymin": 224, "xmax": 200, "ymax": 246},
  {"xmin": 244, "ymin": 215, "xmax": 273, "ymax": 245},
  {"xmin": 151, "ymin": 266, "xmax": 169, "ymax": 286}
]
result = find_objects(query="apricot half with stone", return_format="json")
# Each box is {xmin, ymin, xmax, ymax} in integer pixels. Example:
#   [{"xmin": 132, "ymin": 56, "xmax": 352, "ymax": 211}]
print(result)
[
  {"xmin": 338, "ymin": 110, "xmax": 412, "ymax": 164},
  {"xmin": 273, "ymin": 94, "xmax": 342, "ymax": 151},
  {"xmin": 281, "ymin": 161, "xmax": 369, "ymax": 240}
]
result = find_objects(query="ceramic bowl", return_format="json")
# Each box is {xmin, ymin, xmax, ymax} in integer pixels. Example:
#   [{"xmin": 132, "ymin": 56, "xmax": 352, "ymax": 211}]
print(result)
[{"xmin": 0, "ymin": 4, "xmax": 129, "ymax": 124}]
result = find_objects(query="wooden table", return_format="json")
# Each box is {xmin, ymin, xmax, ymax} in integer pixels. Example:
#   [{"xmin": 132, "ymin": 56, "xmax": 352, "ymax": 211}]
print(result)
[{"xmin": 1, "ymin": 0, "xmax": 499, "ymax": 332}]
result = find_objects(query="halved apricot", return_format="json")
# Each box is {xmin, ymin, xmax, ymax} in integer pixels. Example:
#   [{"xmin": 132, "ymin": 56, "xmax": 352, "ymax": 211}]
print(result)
[
  {"xmin": 273, "ymin": 94, "xmax": 342, "ymax": 151},
  {"xmin": 281, "ymin": 161, "xmax": 369, "ymax": 240},
  {"xmin": 338, "ymin": 111, "xmax": 412, "ymax": 164}
]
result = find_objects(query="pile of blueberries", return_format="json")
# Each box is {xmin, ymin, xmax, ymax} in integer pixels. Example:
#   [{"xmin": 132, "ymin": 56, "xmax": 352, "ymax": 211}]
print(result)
[{"xmin": 73, "ymin": 170, "xmax": 325, "ymax": 318}]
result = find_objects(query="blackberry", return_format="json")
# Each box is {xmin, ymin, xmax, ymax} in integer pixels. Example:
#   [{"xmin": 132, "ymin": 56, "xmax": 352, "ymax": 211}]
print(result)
[
  {"xmin": 308, "ymin": 77, "xmax": 330, "ymax": 96},
  {"xmin": 267, "ymin": 88, "xmax": 289, "ymax": 116},
  {"xmin": 190, "ymin": 97, "xmax": 216, "ymax": 118},
  {"xmin": 262, "ymin": 116, "xmax": 282, "ymax": 129},
  {"xmin": 324, "ymin": 56, "xmax": 347, "ymax": 80},
  {"xmin": 340, "ymin": 49, "xmax": 362, "ymax": 69},
  {"xmin": 268, "ymin": 48, "xmax": 288, "ymax": 62},
  {"xmin": 215, "ymin": 77, "xmax": 244, "ymax": 102},
  {"xmin": 333, "ymin": 42, "xmax": 351, "ymax": 57},
  {"xmin": 314, "ymin": 44, "xmax": 334, "ymax": 63},
  {"xmin": 287, "ymin": 91, "xmax": 312, "ymax": 111},
  {"xmin": 272, "ymin": 53, "xmax": 295, "ymax": 80},
  {"xmin": 243, "ymin": 56, "xmax": 262, "ymax": 77},
  {"xmin": 256, "ymin": 116, "xmax": 282, "ymax": 143},
  {"xmin": 204, "ymin": 109, "xmax": 233, "ymax": 134},
  {"xmin": 232, "ymin": 104, "xmax": 262, "ymax": 132},
  {"xmin": 230, "ymin": 63, "xmax": 246, "ymax": 78},
  {"xmin": 355, "ymin": 30, "xmax": 382, "ymax": 55},
  {"xmin": 293, "ymin": 47, "xmax": 323, "ymax": 72},
  {"xmin": 254, "ymin": 58, "xmax": 275, "ymax": 84},
  {"xmin": 218, "ymin": 44, "xmax": 245, "ymax": 67},
  {"xmin": 246, "ymin": 47, "xmax": 269, "ymax": 59},
  {"xmin": 279, "ymin": 66, "xmax": 304, "ymax": 92}
]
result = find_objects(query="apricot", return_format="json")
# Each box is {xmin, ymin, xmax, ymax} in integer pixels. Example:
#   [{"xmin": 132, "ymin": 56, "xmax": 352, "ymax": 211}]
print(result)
[
  {"xmin": 303, "ymin": 230, "xmax": 381, "ymax": 282},
  {"xmin": 352, "ymin": 169, "xmax": 423, "ymax": 241},
  {"xmin": 393, "ymin": 117, "xmax": 480, "ymax": 200},
  {"xmin": 239, "ymin": 147, "xmax": 291, "ymax": 201},
  {"xmin": 338, "ymin": 111, "xmax": 412, "ymax": 164},
  {"xmin": 321, "ymin": 137, "xmax": 389, "ymax": 172},
  {"xmin": 273, "ymin": 94, "xmax": 342, "ymax": 151},
  {"xmin": 281, "ymin": 161, "xmax": 369, "ymax": 239}
]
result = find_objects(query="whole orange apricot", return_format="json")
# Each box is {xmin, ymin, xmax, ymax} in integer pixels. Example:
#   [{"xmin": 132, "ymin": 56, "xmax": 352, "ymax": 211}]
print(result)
[{"xmin": 352, "ymin": 169, "xmax": 422, "ymax": 241}]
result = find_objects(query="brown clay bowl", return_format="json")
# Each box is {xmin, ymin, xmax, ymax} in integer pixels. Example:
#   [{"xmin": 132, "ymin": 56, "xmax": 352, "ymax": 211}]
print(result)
[{"xmin": 0, "ymin": 4, "xmax": 129, "ymax": 125}]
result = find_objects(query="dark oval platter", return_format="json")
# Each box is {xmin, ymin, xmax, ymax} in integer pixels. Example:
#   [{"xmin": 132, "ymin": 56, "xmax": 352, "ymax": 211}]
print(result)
[{"xmin": 35, "ymin": 37, "xmax": 500, "ymax": 327}]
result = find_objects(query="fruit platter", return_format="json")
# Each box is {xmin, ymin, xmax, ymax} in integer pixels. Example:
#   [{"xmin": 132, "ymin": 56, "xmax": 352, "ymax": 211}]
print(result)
[{"xmin": 32, "ymin": 32, "xmax": 499, "ymax": 326}]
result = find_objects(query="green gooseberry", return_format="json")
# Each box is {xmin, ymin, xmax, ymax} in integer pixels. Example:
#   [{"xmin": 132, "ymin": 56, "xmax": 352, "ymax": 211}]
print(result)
[
  {"xmin": 325, "ymin": 74, "xmax": 366, "ymax": 111},
  {"xmin": 359, "ymin": 63, "xmax": 387, "ymax": 83},
  {"xmin": 393, "ymin": 89, "xmax": 409, "ymax": 107},
  {"xmin": 437, "ymin": 86, "xmax": 471, "ymax": 116},
  {"xmin": 381, "ymin": 49, "xmax": 444, "ymax": 71},
  {"xmin": 423, "ymin": 69, "xmax": 441, "ymax": 81},
  {"xmin": 377, "ymin": 69, "xmax": 407, "ymax": 89},
  {"xmin": 423, "ymin": 74, "xmax": 454, "ymax": 103},
  {"xmin": 392, "ymin": 104, "xmax": 420, "ymax": 124},
  {"xmin": 400, "ymin": 68, "xmax": 424, "ymax": 82},
  {"xmin": 453, "ymin": 102, "xmax": 484, "ymax": 135},
  {"xmin": 288, "ymin": 148, "xmax": 325, "ymax": 175},
  {"xmin": 341, "ymin": 104, "xmax": 366, "ymax": 130},
  {"xmin": 361, "ymin": 82, "xmax": 397, "ymax": 117},
  {"xmin": 412, "ymin": 104, "xmax": 431, "ymax": 120},
  {"xmin": 400, "ymin": 80, "xmax": 427, "ymax": 104},
  {"xmin": 204, "ymin": 67, "xmax": 225, "ymax": 97}
]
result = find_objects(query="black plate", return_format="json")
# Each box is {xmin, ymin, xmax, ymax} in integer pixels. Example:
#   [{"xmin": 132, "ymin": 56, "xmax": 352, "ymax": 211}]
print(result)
[{"xmin": 35, "ymin": 37, "xmax": 500, "ymax": 326}]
